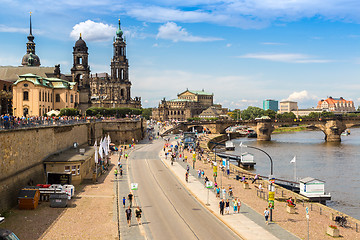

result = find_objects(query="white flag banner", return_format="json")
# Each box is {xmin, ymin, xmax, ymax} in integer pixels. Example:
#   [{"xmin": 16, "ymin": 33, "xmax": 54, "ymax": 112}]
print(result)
[
  {"xmin": 107, "ymin": 134, "xmax": 111, "ymax": 152},
  {"xmin": 99, "ymin": 138, "xmax": 104, "ymax": 159},
  {"xmin": 94, "ymin": 141, "xmax": 98, "ymax": 164},
  {"xmin": 103, "ymin": 136, "xmax": 108, "ymax": 156},
  {"xmin": 290, "ymin": 156, "xmax": 296, "ymax": 163}
]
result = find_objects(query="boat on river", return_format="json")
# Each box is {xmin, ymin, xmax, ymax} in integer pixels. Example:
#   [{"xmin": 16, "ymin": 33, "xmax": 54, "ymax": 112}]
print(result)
[
  {"xmin": 341, "ymin": 129, "xmax": 350, "ymax": 136},
  {"xmin": 225, "ymin": 141, "xmax": 235, "ymax": 151}
]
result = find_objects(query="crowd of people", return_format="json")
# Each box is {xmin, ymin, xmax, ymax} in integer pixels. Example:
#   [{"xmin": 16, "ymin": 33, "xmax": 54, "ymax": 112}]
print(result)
[{"xmin": 0, "ymin": 114, "xmax": 141, "ymax": 130}]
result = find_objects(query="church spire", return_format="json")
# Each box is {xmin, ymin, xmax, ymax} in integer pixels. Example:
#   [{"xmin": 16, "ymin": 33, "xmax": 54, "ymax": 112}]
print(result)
[
  {"xmin": 27, "ymin": 11, "xmax": 34, "ymax": 42},
  {"xmin": 21, "ymin": 11, "xmax": 40, "ymax": 66},
  {"xmin": 116, "ymin": 18, "xmax": 123, "ymax": 39}
]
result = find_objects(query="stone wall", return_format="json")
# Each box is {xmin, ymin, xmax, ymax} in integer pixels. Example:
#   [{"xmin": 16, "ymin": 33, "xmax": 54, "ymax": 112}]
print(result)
[{"xmin": 0, "ymin": 119, "xmax": 145, "ymax": 212}]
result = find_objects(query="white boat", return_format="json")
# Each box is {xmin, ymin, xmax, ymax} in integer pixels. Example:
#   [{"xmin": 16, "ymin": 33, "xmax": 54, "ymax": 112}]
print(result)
[
  {"xmin": 225, "ymin": 141, "xmax": 235, "ymax": 151},
  {"xmin": 341, "ymin": 129, "xmax": 350, "ymax": 136}
]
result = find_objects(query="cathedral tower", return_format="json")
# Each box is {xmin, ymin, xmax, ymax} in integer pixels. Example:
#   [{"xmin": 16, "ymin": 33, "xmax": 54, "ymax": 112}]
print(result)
[
  {"xmin": 21, "ymin": 12, "xmax": 40, "ymax": 66},
  {"xmin": 111, "ymin": 19, "xmax": 131, "ymax": 101},
  {"xmin": 71, "ymin": 34, "xmax": 91, "ymax": 114}
]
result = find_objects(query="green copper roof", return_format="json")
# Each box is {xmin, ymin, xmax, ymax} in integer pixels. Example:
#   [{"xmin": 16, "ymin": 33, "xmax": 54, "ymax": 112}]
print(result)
[
  {"xmin": 14, "ymin": 73, "xmax": 76, "ymax": 90},
  {"xmin": 188, "ymin": 90, "xmax": 212, "ymax": 95},
  {"xmin": 116, "ymin": 19, "xmax": 123, "ymax": 38}
]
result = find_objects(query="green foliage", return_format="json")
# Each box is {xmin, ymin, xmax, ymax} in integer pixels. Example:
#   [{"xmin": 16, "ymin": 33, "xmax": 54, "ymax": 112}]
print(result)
[
  {"xmin": 141, "ymin": 108, "xmax": 152, "ymax": 120},
  {"xmin": 263, "ymin": 109, "xmax": 276, "ymax": 119},
  {"xmin": 187, "ymin": 117, "xmax": 202, "ymax": 122},
  {"xmin": 59, "ymin": 108, "xmax": 79, "ymax": 116},
  {"xmin": 230, "ymin": 109, "xmax": 241, "ymax": 120},
  {"xmin": 241, "ymin": 106, "xmax": 265, "ymax": 120},
  {"xmin": 320, "ymin": 111, "xmax": 335, "ymax": 118},
  {"xmin": 277, "ymin": 112, "xmax": 296, "ymax": 119},
  {"xmin": 85, "ymin": 107, "xmax": 142, "ymax": 117}
]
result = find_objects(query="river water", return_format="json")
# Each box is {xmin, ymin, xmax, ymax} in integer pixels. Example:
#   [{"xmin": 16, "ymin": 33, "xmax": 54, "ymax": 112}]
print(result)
[{"xmin": 229, "ymin": 128, "xmax": 360, "ymax": 220}]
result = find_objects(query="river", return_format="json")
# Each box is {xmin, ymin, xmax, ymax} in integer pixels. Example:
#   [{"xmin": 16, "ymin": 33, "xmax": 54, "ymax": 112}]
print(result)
[{"xmin": 229, "ymin": 128, "xmax": 360, "ymax": 220}]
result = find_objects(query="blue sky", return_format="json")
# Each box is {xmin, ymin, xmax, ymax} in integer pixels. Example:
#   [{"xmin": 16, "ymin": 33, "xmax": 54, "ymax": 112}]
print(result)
[{"xmin": 1, "ymin": 0, "xmax": 360, "ymax": 109}]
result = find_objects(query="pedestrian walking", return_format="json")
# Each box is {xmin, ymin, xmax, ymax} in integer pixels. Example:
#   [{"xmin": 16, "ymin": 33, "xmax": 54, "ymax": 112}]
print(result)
[
  {"xmin": 125, "ymin": 206, "xmax": 132, "ymax": 227},
  {"xmin": 237, "ymin": 199, "xmax": 241, "ymax": 213},
  {"xmin": 264, "ymin": 207, "xmax": 270, "ymax": 224},
  {"xmin": 128, "ymin": 192, "xmax": 133, "ymax": 208},
  {"xmin": 122, "ymin": 197, "xmax": 126, "ymax": 208},
  {"xmin": 204, "ymin": 176, "xmax": 209, "ymax": 184},
  {"xmin": 135, "ymin": 206, "xmax": 142, "ymax": 225},
  {"xmin": 198, "ymin": 169, "xmax": 201, "ymax": 178},
  {"xmin": 216, "ymin": 187, "xmax": 220, "ymax": 198},
  {"xmin": 225, "ymin": 199, "xmax": 230, "ymax": 214},
  {"xmin": 233, "ymin": 199, "xmax": 238, "ymax": 213},
  {"xmin": 186, "ymin": 165, "xmax": 190, "ymax": 173},
  {"xmin": 222, "ymin": 188, "xmax": 226, "ymax": 199},
  {"xmin": 125, "ymin": 153, "xmax": 128, "ymax": 159},
  {"xmin": 219, "ymin": 199, "xmax": 225, "ymax": 215},
  {"xmin": 120, "ymin": 168, "xmax": 123, "ymax": 176},
  {"xmin": 185, "ymin": 172, "xmax": 189, "ymax": 182},
  {"xmin": 114, "ymin": 169, "xmax": 118, "ymax": 178}
]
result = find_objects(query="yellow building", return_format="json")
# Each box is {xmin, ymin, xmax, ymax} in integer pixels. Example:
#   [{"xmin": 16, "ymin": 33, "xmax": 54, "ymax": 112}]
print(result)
[{"xmin": 13, "ymin": 73, "xmax": 78, "ymax": 117}]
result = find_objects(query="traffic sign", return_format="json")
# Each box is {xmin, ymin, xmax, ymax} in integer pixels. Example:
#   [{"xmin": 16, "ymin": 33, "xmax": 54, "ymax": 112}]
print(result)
[
  {"xmin": 206, "ymin": 181, "xmax": 214, "ymax": 189},
  {"xmin": 131, "ymin": 183, "xmax": 138, "ymax": 190},
  {"xmin": 268, "ymin": 191, "xmax": 275, "ymax": 201}
]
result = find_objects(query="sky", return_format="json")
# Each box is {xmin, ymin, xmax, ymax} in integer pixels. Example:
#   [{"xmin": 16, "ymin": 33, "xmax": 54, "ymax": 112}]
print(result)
[{"xmin": 1, "ymin": 0, "xmax": 360, "ymax": 110}]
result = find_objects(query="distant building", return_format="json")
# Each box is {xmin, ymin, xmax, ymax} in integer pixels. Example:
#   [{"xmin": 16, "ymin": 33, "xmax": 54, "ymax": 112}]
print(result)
[
  {"xmin": 12, "ymin": 73, "xmax": 78, "ymax": 117},
  {"xmin": 89, "ymin": 20, "xmax": 141, "ymax": 109},
  {"xmin": 263, "ymin": 99, "xmax": 278, "ymax": 111},
  {"xmin": 199, "ymin": 106, "xmax": 229, "ymax": 119},
  {"xmin": 279, "ymin": 101, "xmax": 298, "ymax": 114},
  {"xmin": 293, "ymin": 108, "xmax": 323, "ymax": 118},
  {"xmin": 153, "ymin": 89, "xmax": 226, "ymax": 121},
  {"xmin": 317, "ymin": 97, "xmax": 355, "ymax": 112}
]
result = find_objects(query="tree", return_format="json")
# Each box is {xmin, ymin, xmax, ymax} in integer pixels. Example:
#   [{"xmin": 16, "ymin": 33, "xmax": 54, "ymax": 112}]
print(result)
[
  {"xmin": 230, "ymin": 109, "xmax": 241, "ymax": 120},
  {"xmin": 278, "ymin": 112, "xmax": 296, "ymax": 119},
  {"xmin": 141, "ymin": 108, "xmax": 152, "ymax": 120},
  {"xmin": 263, "ymin": 109, "xmax": 276, "ymax": 119},
  {"xmin": 241, "ymin": 106, "xmax": 265, "ymax": 120}
]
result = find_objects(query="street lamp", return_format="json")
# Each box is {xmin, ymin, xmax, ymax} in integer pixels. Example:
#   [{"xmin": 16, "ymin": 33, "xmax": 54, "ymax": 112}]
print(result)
[{"xmin": 240, "ymin": 142, "xmax": 275, "ymax": 222}]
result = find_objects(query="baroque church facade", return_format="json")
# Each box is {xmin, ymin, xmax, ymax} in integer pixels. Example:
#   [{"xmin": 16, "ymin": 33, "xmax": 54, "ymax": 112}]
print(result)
[
  {"xmin": 0, "ymin": 14, "xmax": 141, "ymax": 116},
  {"xmin": 89, "ymin": 20, "xmax": 141, "ymax": 109}
]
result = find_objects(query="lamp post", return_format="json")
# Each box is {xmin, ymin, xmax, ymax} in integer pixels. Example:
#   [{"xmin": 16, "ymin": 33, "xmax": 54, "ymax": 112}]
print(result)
[
  {"xmin": 210, "ymin": 141, "xmax": 225, "ymax": 188},
  {"xmin": 240, "ymin": 142, "xmax": 274, "ymax": 222}
]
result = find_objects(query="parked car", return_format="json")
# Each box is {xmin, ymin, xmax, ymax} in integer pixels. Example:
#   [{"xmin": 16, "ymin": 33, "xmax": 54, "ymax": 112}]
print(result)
[{"xmin": 0, "ymin": 229, "xmax": 20, "ymax": 240}]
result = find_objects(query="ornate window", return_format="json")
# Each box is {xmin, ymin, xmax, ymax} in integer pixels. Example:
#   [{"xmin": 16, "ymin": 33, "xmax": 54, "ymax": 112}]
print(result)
[{"xmin": 56, "ymin": 94, "xmax": 60, "ymax": 102}]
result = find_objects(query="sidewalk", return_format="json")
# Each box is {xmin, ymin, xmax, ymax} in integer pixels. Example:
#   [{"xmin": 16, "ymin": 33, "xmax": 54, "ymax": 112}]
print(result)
[{"xmin": 160, "ymin": 142, "xmax": 299, "ymax": 240}]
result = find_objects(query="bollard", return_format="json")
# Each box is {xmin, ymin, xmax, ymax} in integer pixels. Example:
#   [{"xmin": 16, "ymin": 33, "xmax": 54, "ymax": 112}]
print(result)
[
  {"xmin": 356, "ymin": 223, "xmax": 358, "ymax": 232},
  {"xmin": 302, "ymin": 201, "xmax": 304, "ymax": 207},
  {"xmin": 320, "ymin": 207, "xmax": 322, "ymax": 215},
  {"xmin": 282, "ymin": 190, "xmax": 284, "ymax": 197},
  {"xmin": 311, "ymin": 204, "xmax": 312, "ymax": 211}
]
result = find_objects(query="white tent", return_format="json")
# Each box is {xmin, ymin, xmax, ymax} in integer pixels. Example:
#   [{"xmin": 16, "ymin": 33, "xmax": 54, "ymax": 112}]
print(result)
[{"xmin": 46, "ymin": 110, "xmax": 60, "ymax": 116}]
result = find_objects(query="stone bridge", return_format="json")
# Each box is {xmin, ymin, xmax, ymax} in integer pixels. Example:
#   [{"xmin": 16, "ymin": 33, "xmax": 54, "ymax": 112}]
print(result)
[{"xmin": 163, "ymin": 117, "xmax": 360, "ymax": 142}]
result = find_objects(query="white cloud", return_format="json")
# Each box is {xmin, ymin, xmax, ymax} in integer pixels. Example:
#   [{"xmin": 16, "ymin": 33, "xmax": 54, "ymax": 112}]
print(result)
[
  {"xmin": 70, "ymin": 20, "xmax": 116, "ymax": 42},
  {"xmin": 156, "ymin": 22, "xmax": 222, "ymax": 42},
  {"xmin": 226, "ymin": 43, "xmax": 232, "ymax": 47},
  {"xmin": 282, "ymin": 90, "xmax": 318, "ymax": 102},
  {"xmin": 0, "ymin": 24, "xmax": 28, "ymax": 34},
  {"xmin": 238, "ymin": 53, "xmax": 333, "ymax": 63}
]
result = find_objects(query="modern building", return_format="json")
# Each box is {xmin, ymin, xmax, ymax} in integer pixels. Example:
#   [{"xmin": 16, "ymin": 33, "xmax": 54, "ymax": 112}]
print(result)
[
  {"xmin": 317, "ymin": 97, "xmax": 355, "ymax": 112},
  {"xmin": 89, "ymin": 20, "xmax": 141, "ymax": 109},
  {"xmin": 279, "ymin": 101, "xmax": 298, "ymax": 114},
  {"xmin": 152, "ymin": 89, "xmax": 227, "ymax": 121},
  {"xmin": 12, "ymin": 73, "xmax": 78, "ymax": 117},
  {"xmin": 263, "ymin": 99, "xmax": 278, "ymax": 111}
]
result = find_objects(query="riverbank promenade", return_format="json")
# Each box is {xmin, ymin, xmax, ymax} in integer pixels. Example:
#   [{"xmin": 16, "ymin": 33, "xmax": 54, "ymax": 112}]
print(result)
[{"xmin": 160, "ymin": 141, "xmax": 299, "ymax": 240}]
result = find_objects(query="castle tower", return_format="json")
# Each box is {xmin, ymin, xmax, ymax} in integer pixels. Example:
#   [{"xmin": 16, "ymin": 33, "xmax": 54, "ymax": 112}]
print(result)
[
  {"xmin": 21, "ymin": 12, "xmax": 40, "ymax": 66},
  {"xmin": 71, "ymin": 33, "xmax": 91, "ymax": 113},
  {"xmin": 111, "ymin": 19, "xmax": 131, "ymax": 101}
]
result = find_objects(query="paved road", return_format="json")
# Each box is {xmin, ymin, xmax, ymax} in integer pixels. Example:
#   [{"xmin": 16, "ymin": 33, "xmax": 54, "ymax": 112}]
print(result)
[{"xmin": 128, "ymin": 138, "xmax": 240, "ymax": 240}]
